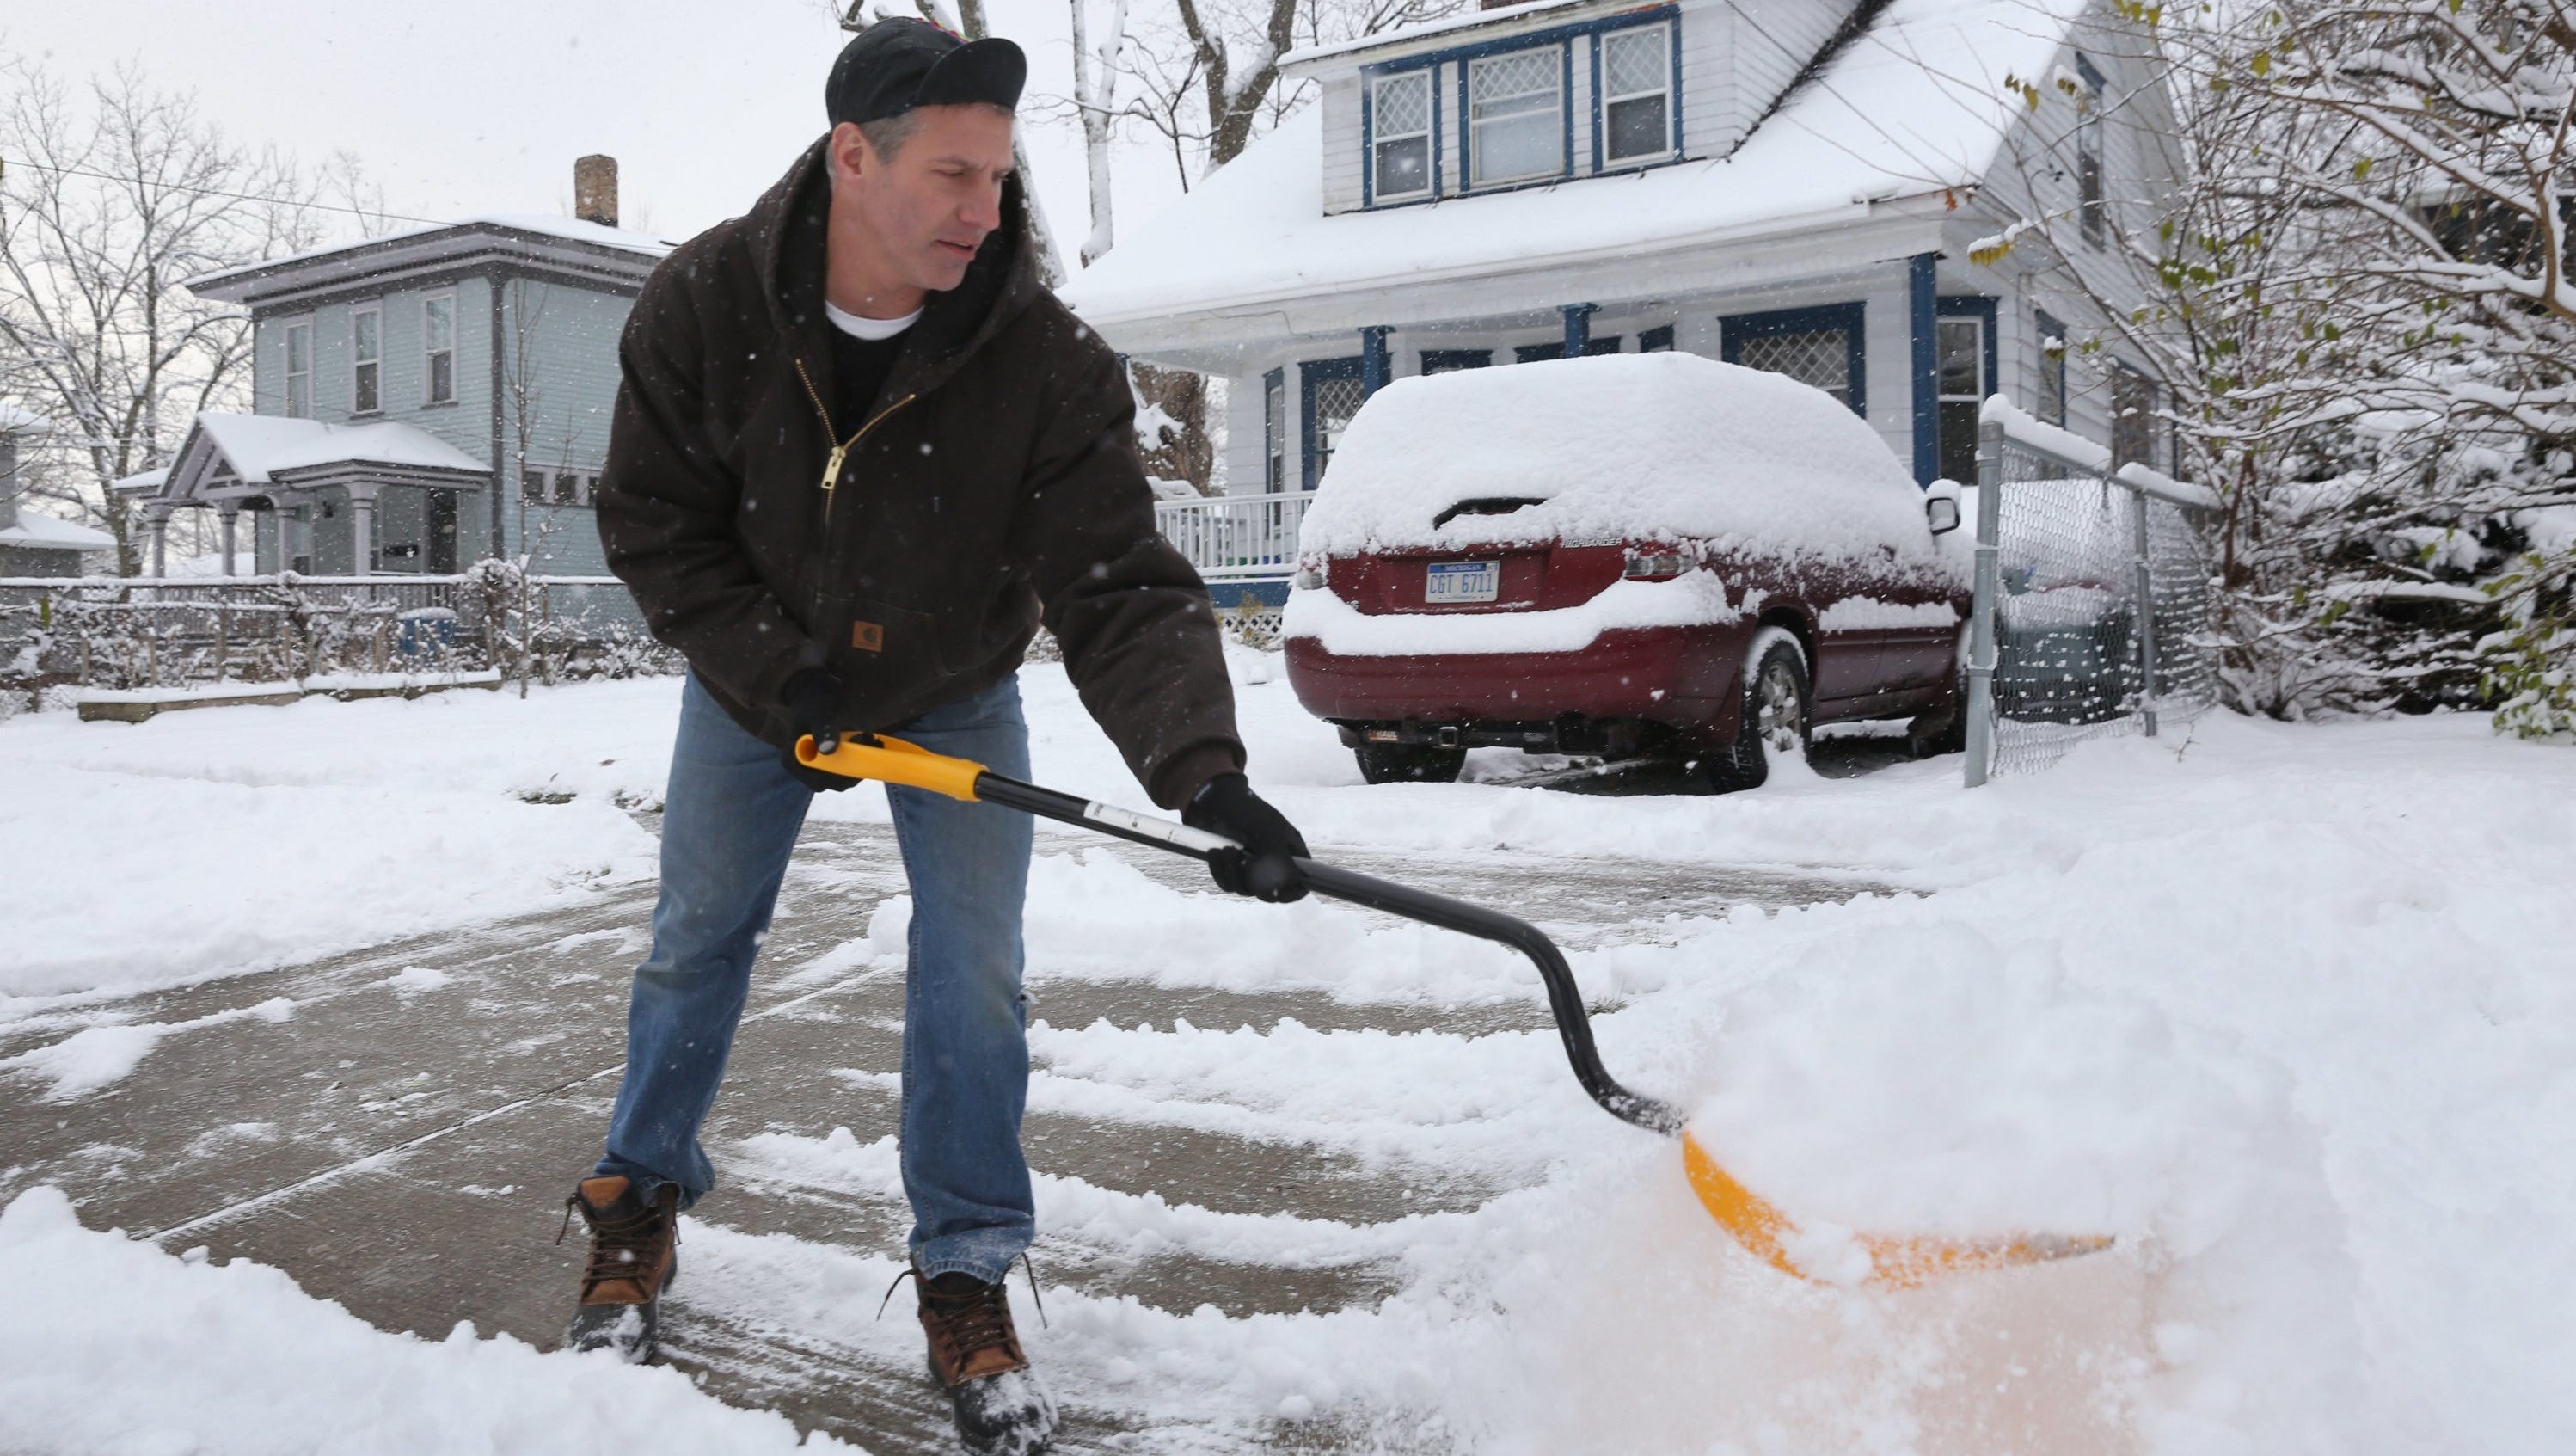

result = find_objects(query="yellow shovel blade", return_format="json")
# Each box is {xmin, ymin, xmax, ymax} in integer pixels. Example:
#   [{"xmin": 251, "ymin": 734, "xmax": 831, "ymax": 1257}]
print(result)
[{"xmin": 1680, "ymin": 1130, "xmax": 2113, "ymax": 1289}]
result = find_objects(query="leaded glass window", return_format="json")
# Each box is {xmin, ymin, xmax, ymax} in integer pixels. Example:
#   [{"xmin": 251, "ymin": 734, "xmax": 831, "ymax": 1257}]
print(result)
[
  {"xmin": 1469, "ymin": 47, "xmax": 1561, "ymax": 186},
  {"xmin": 1372, "ymin": 71, "xmax": 1432, "ymax": 200},
  {"xmin": 1738, "ymin": 328, "xmax": 1850, "ymax": 405},
  {"xmin": 1601, "ymin": 26, "xmax": 1672, "ymax": 164}
]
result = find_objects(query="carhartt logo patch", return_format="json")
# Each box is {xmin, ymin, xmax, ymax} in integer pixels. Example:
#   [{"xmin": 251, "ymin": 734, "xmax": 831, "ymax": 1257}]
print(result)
[{"xmin": 851, "ymin": 620, "xmax": 886, "ymax": 652}]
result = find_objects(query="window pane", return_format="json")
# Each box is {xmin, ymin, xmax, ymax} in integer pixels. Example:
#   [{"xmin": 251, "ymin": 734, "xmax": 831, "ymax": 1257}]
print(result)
[
  {"xmin": 1738, "ymin": 328, "xmax": 1849, "ymax": 403},
  {"xmin": 1376, "ymin": 135, "xmax": 1430, "ymax": 198},
  {"xmin": 429, "ymin": 351, "xmax": 455, "ymax": 404},
  {"xmin": 287, "ymin": 375, "xmax": 310, "ymax": 418},
  {"xmin": 523, "ymin": 469, "xmax": 549, "ymax": 501},
  {"xmin": 355, "ymin": 361, "xmax": 380, "ymax": 414},
  {"xmin": 1639, "ymin": 324, "xmax": 1676, "ymax": 353},
  {"xmin": 1603, "ymin": 28, "xmax": 1667, "ymax": 98},
  {"xmin": 555, "ymin": 471, "xmax": 580, "ymax": 505},
  {"xmin": 1312, "ymin": 376, "xmax": 1365, "ymax": 476},
  {"xmin": 286, "ymin": 324, "xmax": 310, "ymax": 374},
  {"xmin": 1375, "ymin": 72, "xmax": 1429, "ymax": 137},
  {"xmin": 1939, "ymin": 399, "xmax": 1979, "ymax": 484},
  {"xmin": 2113, "ymin": 367, "xmax": 2156, "ymax": 467},
  {"xmin": 1937, "ymin": 317, "xmax": 1981, "ymax": 398},
  {"xmin": 354, "ymin": 311, "xmax": 380, "ymax": 363},
  {"xmin": 1470, "ymin": 50, "xmax": 1561, "ymax": 185},
  {"xmin": 1583, "ymin": 336, "xmax": 1622, "ymax": 355},
  {"xmin": 1606, "ymin": 95, "xmax": 1668, "ymax": 162},
  {"xmin": 426, "ymin": 297, "xmax": 454, "ymax": 352}
]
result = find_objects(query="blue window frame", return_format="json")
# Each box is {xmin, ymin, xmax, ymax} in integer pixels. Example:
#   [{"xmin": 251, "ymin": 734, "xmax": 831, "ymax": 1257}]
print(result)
[
  {"xmin": 1362, "ymin": 5, "xmax": 1679, "ymax": 209},
  {"xmin": 1362, "ymin": 62, "xmax": 1440, "ymax": 206},
  {"xmin": 1720, "ymin": 302, "xmax": 1867, "ymax": 418},
  {"xmin": 1420, "ymin": 348, "xmax": 1492, "ymax": 373},
  {"xmin": 1301, "ymin": 356, "xmax": 1365, "ymax": 491},
  {"xmin": 1934, "ymin": 295, "xmax": 1998, "ymax": 485},
  {"xmin": 1262, "ymin": 367, "xmax": 1287, "ymax": 495},
  {"xmin": 1592, "ymin": 19, "xmax": 1681, "ymax": 171}
]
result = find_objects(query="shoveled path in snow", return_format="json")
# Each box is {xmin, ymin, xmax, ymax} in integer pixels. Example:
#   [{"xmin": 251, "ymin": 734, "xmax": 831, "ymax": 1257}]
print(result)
[{"xmin": 0, "ymin": 810, "xmax": 1880, "ymax": 1454}]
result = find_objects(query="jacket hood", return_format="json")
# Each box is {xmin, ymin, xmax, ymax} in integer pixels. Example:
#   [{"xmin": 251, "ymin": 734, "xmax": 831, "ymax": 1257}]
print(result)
[{"xmin": 742, "ymin": 136, "xmax": 1048, "ymax": 402}]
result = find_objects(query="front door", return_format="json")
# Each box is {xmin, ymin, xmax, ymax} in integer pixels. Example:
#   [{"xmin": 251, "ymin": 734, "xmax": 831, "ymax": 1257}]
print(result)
[{"xmin": 427, "ymin": 489, "xmax": 459, "ymax": 574}]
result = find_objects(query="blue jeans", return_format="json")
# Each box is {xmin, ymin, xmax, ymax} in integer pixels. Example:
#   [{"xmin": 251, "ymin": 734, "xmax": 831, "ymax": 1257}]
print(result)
[{"xmin": 597, "ymin": 671, "xmax": 1037, "ymax": 1282}]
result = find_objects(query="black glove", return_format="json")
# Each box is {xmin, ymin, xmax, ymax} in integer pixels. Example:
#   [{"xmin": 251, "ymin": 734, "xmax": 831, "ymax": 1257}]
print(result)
[
  {"xmin": 779, "ymin": 667, "xmax": 856, "ymax": 793},
  {"xmin": 1182, "ymin": 772, "xmax": 1309, "ymax": 903}
]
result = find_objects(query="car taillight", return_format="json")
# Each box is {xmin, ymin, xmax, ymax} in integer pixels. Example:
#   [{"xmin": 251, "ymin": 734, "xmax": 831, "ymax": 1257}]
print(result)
[{"xmin": 1623, "ymin": 550, "xmax": 1689, "ymax": 581}]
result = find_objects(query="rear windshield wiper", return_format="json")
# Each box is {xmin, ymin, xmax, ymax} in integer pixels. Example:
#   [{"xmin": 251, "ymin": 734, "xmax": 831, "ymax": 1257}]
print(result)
[{"xmin": 1431, "ymin": 496, "xmax": 1549, "ymax": 530}]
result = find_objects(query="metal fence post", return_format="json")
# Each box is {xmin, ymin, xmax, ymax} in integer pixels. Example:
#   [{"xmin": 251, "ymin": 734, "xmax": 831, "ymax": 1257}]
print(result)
[
  {"xmin": 2128, "ymin": 487, "xmax": 2159, "ymax": 737},
  {"xmin": 1964, "ymin": 413, "xmax": 2004, "ymax": 787}
]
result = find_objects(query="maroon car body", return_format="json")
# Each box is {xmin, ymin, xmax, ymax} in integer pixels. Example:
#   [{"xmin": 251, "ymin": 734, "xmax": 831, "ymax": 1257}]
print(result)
[{"xmin": 1278, "ymin": 354, "xmax": 1971, "ymax": 782}]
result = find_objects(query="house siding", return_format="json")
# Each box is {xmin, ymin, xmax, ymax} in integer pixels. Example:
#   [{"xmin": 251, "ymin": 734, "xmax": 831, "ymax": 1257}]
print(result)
[
  {"xmin": 495, "ymin": 278, "xmax": 626, "ymax": 574},
  {"xmin": 1322, "ymin": 71, "xmax": 1366, "ymax": 215},
  {"xmin": 1675, "ymin": 0, "xmax": 1738, "ymax": 157},
  {"xmin": 254, "ymin": 276, "xmax": 496, "ymax": 468}
]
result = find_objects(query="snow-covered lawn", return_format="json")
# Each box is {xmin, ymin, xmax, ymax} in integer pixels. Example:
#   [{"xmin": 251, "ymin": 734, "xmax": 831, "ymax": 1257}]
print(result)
[{"xmin": 2, "ymin": 658, "xmax": 2571, "ymax": 1453}]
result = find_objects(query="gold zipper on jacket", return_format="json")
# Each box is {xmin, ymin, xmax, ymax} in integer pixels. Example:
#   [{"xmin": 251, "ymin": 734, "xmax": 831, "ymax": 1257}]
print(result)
[{"xmin": 794, "ymin": 356, "xmax": 917, "ymax": 527}]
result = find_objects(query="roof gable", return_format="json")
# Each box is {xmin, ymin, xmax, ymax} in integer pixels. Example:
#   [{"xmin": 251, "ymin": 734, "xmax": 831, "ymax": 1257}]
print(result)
[
  {"xmin": 188, "ymin": 216, "xmax": 673, "ymax": 310},
  {"xmin": 1064, "ymin": 0, "xmax": 2095, "ymax": 327}
]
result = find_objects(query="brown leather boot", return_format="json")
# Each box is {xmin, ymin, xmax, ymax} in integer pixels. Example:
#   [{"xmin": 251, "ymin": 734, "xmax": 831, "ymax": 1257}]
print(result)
[
  {"xmin": 559, "ymin": 1175, "xmax": 680, "ymax": 1362},
  {"xmin": 914, "ymin": 1266, "xmax": 1058, "ymax": 1455}
]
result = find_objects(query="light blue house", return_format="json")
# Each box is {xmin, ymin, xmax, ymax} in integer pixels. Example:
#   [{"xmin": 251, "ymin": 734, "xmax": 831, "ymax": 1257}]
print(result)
[{"xmin": 123, "ymin": 157, "xmax": 667, "ymax": 581}]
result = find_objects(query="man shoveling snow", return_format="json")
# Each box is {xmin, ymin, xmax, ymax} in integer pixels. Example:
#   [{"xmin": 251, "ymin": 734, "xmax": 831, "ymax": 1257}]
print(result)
[{"xmin": 572, "ymin": 20, "xmax": 1308, "ymax": 1453}]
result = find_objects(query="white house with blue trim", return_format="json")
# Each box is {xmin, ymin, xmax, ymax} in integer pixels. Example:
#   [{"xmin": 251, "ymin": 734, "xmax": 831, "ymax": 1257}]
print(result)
[
  {"xmin": 1064, "ymin": 0, "xmax": 2182, "ymax": 607},
  {"xmin": 117, "ymin": 160, "xmax": 669, "ymax": 581}
]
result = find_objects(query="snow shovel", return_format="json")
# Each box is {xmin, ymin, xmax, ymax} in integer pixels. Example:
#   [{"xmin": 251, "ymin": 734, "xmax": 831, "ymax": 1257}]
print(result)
[{"xmin": 797, "ymin": 733, "xmax": 2112, "ymax": 1289}]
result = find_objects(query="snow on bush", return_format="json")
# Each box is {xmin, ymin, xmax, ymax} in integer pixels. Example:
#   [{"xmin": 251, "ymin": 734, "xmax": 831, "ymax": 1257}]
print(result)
[{"xmin": 1295, "ymin": 353, "xmax": 1941, "ymax": 562}]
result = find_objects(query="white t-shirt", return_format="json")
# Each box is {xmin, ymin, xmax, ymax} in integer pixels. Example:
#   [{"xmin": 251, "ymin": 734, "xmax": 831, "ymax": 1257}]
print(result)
[{"xmin": 825, "ymin": 299, "xmax": 923, "ymax": 341}]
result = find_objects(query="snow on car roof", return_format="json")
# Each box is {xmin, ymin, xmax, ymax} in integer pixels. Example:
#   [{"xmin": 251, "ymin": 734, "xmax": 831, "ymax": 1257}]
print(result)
[{"xmin": 1297, "ymin": 351, "xmax": 1937, "ymax": 562}]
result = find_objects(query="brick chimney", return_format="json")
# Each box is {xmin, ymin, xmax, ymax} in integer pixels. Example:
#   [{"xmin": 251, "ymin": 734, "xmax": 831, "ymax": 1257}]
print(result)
[{"xmin": 573, "ymin": 155, "xmax": 619, "ymax": 229}]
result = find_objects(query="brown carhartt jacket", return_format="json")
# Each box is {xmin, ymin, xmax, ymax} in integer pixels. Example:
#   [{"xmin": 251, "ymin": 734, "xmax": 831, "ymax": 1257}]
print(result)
[{"xmin": 597, "ymin": 138, "xmax": 1242, "ymax": 808}]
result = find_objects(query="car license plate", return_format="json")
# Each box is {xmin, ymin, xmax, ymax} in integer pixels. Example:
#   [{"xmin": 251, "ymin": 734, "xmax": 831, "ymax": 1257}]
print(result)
[{"xmin": 1426, "ymin": 560, "xmax": 1500, "ymax": 604}]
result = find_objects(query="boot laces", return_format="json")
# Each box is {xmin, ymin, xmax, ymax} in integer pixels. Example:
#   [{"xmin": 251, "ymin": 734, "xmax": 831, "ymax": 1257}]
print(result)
[
  {"xmin": 558, "ymin": 1190, "xmax": 675, "ymax": 1293},
  {"xmin": 879, "ymin": 1255, "xmax": 1048, "ymax": 1358}
]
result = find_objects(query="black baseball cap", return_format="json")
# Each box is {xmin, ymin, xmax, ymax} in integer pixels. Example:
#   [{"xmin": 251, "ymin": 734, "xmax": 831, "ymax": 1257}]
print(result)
[{"xmin": 826, "ymin": 18, "xmax": 1027, "ymax": 127}]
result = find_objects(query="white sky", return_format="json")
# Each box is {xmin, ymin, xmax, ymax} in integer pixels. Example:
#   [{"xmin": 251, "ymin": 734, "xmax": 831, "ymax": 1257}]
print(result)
[{"xmin": 3, "ymin": 0, "xmax": 1197, "ymax": 267}]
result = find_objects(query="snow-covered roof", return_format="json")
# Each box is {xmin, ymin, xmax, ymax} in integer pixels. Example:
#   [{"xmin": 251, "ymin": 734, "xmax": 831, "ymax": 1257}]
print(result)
[
  {"xmin": 1064, "ymin": 0, "xmax": 2086, "ymax": 327},
  {"xmin": 1279, "ymin": 0, "xmax": 1594, "ymax": 69},
  {"xmin": 1, "ymin": 402, "xmax": 51, "ymax": 435},
  {"xmin": 0, "ymin": 507, "xmax": 116, "ymax": 551},
  {"xmin": 187, "ymin": 214, "xmax": 674, "ymax": 302},
  {"xmin": 187, "ymin": 415, "xmax": 486, "ymax": 484},
  {"xmin": 110, "ymin": 468, "xmax": 169, "ymax": 496}
]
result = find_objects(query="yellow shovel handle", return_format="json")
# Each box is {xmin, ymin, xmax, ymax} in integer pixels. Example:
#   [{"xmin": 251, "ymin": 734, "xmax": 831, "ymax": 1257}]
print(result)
[{"xmin": 794, "ymin": 733, "xmax": 987, "ymax": 802}]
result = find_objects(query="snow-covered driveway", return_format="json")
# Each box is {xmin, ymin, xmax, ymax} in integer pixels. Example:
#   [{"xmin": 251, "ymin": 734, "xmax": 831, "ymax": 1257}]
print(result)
[{"xmin": 3, "ymin": 661, "xmax": 2572, "ymax": 1455}]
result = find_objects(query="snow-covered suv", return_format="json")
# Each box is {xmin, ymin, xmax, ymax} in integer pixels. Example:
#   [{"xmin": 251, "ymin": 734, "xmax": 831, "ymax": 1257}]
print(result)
[{"xmin": 1281, "ymin": 352, "xmax": 1971, "ymax": 788}]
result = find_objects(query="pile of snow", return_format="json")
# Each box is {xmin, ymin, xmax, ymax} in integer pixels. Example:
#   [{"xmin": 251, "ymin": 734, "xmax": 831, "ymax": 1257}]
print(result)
[
  {"xmin": 1297, "ymin": 353, "xmax": 1938, "ymax": 562},
  {"xmin": 0, "ymin": 1188, "xmax": 856, "ymax": 1454}
]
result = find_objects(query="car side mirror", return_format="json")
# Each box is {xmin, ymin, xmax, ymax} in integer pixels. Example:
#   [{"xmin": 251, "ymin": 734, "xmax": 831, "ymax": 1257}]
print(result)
[{"xmin": 1926, "ymin": 495, "xmax": 1961, "ymax": 536}]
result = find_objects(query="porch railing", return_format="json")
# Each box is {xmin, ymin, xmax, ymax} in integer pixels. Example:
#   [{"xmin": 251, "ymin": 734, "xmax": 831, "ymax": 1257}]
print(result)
[{"xmin": 1154, "ymin": 492, "xmax": 1312, "ymax": 581}]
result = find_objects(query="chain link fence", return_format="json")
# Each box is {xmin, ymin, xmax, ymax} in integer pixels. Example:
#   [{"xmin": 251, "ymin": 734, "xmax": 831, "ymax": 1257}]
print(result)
[{"xmin": 1964, "ymin": 400, "xmax": 2223, "ymax": 783}]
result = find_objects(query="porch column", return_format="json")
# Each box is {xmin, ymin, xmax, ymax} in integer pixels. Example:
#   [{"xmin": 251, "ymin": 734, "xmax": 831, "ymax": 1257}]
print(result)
[
  {"xmin": 1560, "ymin": 303, "xmax": 1598, "ymax": 359},
  {"xmin": 347, "ymin": 485, "xmax": 380, "ymax": 578},
  {"xmin": 144, "ymin": 506, "xmax": 170, "ymax": 578},
  {"xmin": 1909, "ymin": 252, "xmax": 1939, "ymax": 485},
  {"xmin": 1359, "ymin": 326, "xmax": 1393, "ymax": 397},
  {"xmin": 216, "ymin": 502, "xmax": 239, "ymax": 577}
]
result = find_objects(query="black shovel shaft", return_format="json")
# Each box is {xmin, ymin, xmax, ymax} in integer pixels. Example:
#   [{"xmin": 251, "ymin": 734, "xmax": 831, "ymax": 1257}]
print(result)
[{"xmin": 974, "ymin": 772, "xmax": 1685, "ymax": 1138}]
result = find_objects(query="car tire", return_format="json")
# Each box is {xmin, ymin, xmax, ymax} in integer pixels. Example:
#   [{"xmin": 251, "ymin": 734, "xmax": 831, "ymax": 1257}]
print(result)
[
  {"xmin": 1704, "ymin": 629, "xmax": 1811, "ymax": 793},
  {"xmin": 1354, "ymin": 742, "xmax": 1467, "ymax": 784},
  {"xmin": 1907, "ymin": 634, "xmax": 1972, "ymax": 758}
]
